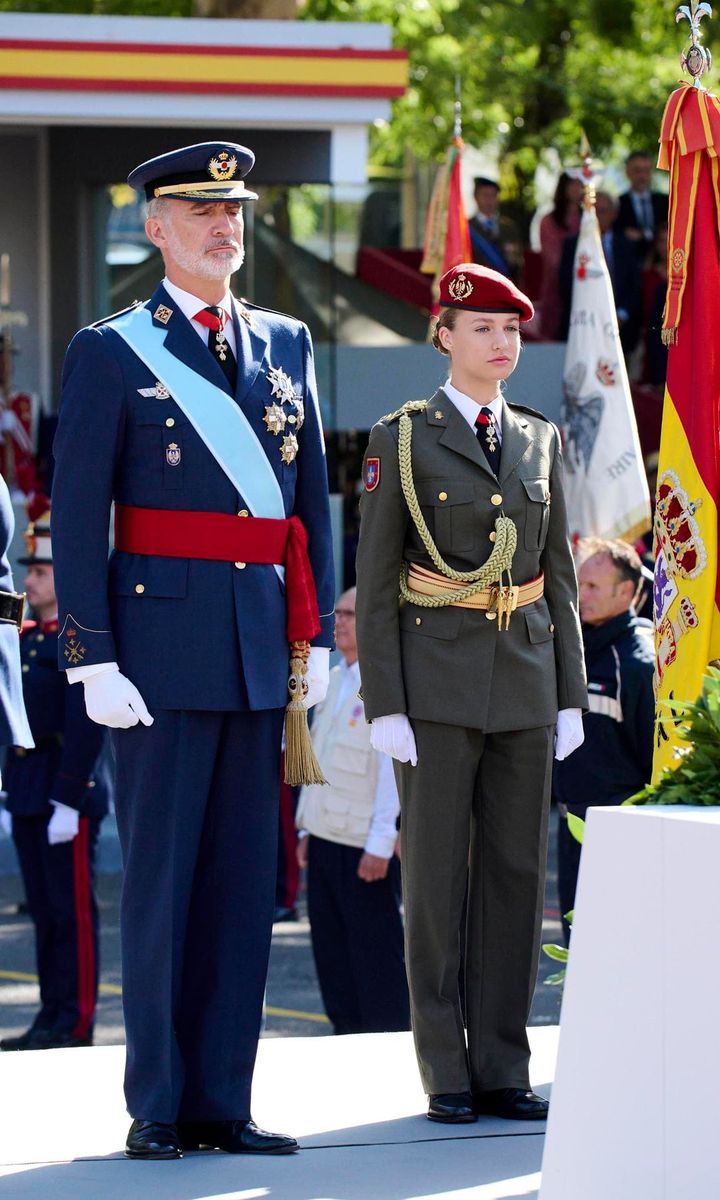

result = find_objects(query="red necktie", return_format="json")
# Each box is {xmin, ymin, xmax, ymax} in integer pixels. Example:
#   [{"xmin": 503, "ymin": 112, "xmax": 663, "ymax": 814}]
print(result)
[
  {"xmin": 475, "ymin": 407, "xmax": 501, "ymax": 476},
  {"xmin": 193, "ymin": 306, "xmax": 237, "ymax": 390}
]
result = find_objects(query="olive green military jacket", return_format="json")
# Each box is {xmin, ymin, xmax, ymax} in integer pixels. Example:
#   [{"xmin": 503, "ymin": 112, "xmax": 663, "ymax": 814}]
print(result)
[{"xmin": 355, "ymin": 389, "xmax": 587, "ymax": 733}]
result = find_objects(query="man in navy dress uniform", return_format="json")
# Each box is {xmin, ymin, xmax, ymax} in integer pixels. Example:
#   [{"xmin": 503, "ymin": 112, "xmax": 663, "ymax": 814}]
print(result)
[
  {"xmin": 0, "ymin": 502, "xmax": 111, "ymax": 1052},
  {"xmin": 51, "ymin": 142, "xmax": 335, "ymax": 1160}
]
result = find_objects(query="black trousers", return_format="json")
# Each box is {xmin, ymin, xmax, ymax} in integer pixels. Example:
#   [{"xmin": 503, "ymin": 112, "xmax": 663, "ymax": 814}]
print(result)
[
  {"xmin": 12, "ymin": 813, "xmax": 101, "ymax": 1040},
  {"xmin": 307, "ymin": 835, "xmax": 410, "ymax": 1035},
  {"xmin": 112, "ymin": 707, "xmax": 284, "ymax": 1124}
]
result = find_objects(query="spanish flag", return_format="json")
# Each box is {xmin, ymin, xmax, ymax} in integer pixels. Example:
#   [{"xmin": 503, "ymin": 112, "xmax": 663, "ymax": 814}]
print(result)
[
  {"xmin": 653, "ymin": 83, "xmax": 720, "ymax": 778},
  {"xmin": 420, "ymin": 137, "xmax": 471, "ymax": 318}
]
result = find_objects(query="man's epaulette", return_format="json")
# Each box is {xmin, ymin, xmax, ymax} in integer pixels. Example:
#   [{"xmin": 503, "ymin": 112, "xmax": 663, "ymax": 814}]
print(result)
[
  {"xmin": 90, "ymin": 301, "xmax": 143, "ymax": 329},
  {"xmin": 507, "ymin": 401, "xmax": 553, "ymax": 422},
  {"xmin": 380, "ymin": 400, "xmax": 428, "ymax": 425}
]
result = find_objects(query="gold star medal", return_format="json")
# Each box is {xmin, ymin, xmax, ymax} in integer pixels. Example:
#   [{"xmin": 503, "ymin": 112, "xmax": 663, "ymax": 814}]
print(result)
[
  {"xmin": 280, "ymin": 434, "xmax": 299, "ymax": 465},
  {"xmin": 263, "ymin": 404, "xmax": 287, "ymax": 435}
]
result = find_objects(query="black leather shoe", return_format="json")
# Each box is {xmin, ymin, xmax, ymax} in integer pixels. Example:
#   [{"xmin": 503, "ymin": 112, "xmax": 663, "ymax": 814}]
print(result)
[
  {"xmin": 125, "ymin": 1119, "xmax": 182, "ymax": 1159},
  {"xmin": 179, "ymin": 1119, "xmax": 298, "ymax": 1154},
  {"xmin": 0, "ymin": 1028, "xmax": 55, "ymax": 1051},
  {"xmin": 427, "ymin": 1092, "xmax": 476, "ymax": 1123},
  {"xmin": 273, "ymin": 906, "xmax": 298, "ymax": 923},
  {"xmin": 34, "ymin": 1031, "xmax": 92, "ymax": 1050},
  {"xmin": 474, "ymin": 1087, "xmax": 549, "ymax": 1120}
]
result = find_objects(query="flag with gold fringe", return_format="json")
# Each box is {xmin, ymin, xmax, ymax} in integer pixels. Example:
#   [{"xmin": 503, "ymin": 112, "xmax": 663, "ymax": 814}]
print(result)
[
  {"xmin": 652, "ymin": 80, "xmax": 720, "ymax": 778},
  {"xmin": 420, "ymin": 137, "xmax": 471, "ymax": 318}
]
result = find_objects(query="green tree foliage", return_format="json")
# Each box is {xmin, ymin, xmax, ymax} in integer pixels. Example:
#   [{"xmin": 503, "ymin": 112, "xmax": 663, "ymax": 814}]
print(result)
[{"xmin": 301, "ymin": 0, "xmax": 687, "ymax": 198}]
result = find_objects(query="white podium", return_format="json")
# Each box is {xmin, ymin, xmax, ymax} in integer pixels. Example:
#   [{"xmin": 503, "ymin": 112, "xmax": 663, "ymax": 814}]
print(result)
[{"xmin": 540, "ymin": 805, "xmax": 720, "ymax": 1200}]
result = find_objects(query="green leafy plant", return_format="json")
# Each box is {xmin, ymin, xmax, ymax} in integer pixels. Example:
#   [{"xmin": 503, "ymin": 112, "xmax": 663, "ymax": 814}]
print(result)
[
  {"xmin": 542, "ymin": 814, "xmax": 584, "ymax": 986},
  {"xmin": 626, "ymin": 667, "xmax": 720, "ymax": 807}
]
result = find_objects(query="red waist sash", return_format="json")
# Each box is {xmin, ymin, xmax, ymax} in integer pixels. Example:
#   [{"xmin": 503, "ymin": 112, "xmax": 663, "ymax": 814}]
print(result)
[{"xmin": 114, "ymin": 504, "xmax": 320, "ymax": 643}]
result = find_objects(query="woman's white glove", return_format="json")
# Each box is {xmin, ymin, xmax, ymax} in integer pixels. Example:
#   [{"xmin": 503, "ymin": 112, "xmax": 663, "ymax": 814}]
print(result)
[
  {"xmin": 370, "ymin": 713, "xmax": 418, "ymax": 765},
  {"xmin": 47, "ymin": 801, "xmax": 79, "ymax": 845},
  {"xmin": 304, "ymin": 646, "xmax": 330, "ymax": 710},
  {"xmin": 554, "ymin": 708, "xmax": 584, "ymax": 761},
  {"xmin": 83, "ymin": 664, "xmax": 154, "ymax": 729}
]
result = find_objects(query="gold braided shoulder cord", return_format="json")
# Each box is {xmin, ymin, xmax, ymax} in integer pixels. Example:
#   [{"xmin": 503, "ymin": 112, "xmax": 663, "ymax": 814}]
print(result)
[{"xmin": 396, "ymin": 407, "xmax": 518, "ymax": 609}]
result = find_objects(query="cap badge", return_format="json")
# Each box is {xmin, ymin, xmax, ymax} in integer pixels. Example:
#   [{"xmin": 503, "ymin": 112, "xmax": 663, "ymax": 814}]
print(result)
[
  {"xmin": 208, "ymin": 152, "xmax": 238, "ymax": 182},
  {"xmin": 448, "ymin": 273, "xmax": 474, "ymax": 301},
  {"xmin": 166, "ymin": 442, "xmax": 181, "ymax": 467}
]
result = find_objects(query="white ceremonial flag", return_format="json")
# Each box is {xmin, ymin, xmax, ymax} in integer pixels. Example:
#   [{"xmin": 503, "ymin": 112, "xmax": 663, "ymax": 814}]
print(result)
[{"xmin": 560, "ymin": 203, "xmax": 651, "ymax": 543}]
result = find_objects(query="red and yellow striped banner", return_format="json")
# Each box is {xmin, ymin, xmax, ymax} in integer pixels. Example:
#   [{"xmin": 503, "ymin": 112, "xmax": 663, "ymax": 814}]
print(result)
[
  {"xmin": 653, "ymin": 85, "xmax": 720, "ymax": 778},
  {"xmin": 0, "ymin": 37, "xmax": 407, "ymax": 98}
]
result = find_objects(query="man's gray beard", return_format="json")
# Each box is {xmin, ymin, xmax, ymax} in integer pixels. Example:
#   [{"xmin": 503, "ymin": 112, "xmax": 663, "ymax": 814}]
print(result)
[{"xmin": 164, "ymin": 226, "xmax": 245, "ymax": 279}]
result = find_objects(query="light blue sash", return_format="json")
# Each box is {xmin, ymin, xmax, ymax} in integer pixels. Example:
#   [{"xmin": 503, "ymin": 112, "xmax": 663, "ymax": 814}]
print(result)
[{"xmin": 112, "ymin": 304, "xmax": 285, "ymax": 577}]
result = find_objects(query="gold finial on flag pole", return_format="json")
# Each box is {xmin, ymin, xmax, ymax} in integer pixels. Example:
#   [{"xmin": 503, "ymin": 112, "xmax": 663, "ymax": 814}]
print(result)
[{"xmin": 676, "ymin": 1, "xmax": 713, "ymax": 87}]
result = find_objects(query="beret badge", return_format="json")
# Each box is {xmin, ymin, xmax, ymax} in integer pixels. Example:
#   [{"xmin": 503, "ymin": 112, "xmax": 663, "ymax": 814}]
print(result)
[
  {"xmin": 448, "ymin": 273, "xmax": 474, "ymax": 302},
  {"xmin": 208, "ymin": 152, "xmax": 238, "ymax": 181}
]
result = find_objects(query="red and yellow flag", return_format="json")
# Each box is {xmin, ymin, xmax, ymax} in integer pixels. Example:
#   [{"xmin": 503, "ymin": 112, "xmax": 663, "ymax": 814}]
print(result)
[
  {"xmin": 420, "ymin": 137, "xmax": 471, "ymax": 317},
  {"xmin": 653, "ymin": 83, "xmax": 720, "ymax": 777}
]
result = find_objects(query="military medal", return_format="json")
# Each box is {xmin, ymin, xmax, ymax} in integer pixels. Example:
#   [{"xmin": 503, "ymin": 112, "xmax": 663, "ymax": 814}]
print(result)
[
  {"xmin": 215, "ymin": 325, "xmax": 228, "ymax": 362},
  {"xmin": 166, "ymin": 442, "xmax": 181, "ymax": 466},
  {"xmin": 267, "ymin": 365, "xmax": 296, "ymax": 405},
  {"xmin": 280, "ymin": 434, "xmax": 299, "ymax": 465},
  {"xmin": 263, "ymin": 404, "xmax": 287, "ymax": 435}
]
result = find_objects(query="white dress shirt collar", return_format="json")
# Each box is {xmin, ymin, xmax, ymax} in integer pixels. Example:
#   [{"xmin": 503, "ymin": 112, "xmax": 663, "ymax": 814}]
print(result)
[
  {"xmin": 441, "ymin": 381, "xmax": 503, "ymax": 441},
  {"xmin": 162, "ymin": 277, "xmax": 236, "ymax": 354}
]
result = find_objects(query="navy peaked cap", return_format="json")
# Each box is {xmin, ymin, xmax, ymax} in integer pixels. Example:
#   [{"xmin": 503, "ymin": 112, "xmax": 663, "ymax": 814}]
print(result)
[{"xmin": 128, "ymin": 141, "xmax": 258, "ymax": 203}]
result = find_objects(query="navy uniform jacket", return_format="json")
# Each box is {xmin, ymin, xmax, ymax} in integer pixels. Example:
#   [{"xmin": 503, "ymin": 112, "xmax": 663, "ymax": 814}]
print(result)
[
  {"xmin": 51, "ymin": 284, "xmax": 335, "ymax": 711},
  {"xmin": 0, "ymin": 477, "xmax": 32, "ymax": 750},
  {"xmin": 5, "ymin": 619, "xmax": 110, "ymax": 818},
  {"xmin": 552, "ymin": 609, "xmax": 655, "ymax": 816}
]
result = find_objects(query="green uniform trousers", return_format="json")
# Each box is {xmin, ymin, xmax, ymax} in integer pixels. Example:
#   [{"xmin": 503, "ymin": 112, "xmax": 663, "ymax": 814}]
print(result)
[{"xmin": 394, "ymin": 719, "xmax": 554, "ymax": 1096}]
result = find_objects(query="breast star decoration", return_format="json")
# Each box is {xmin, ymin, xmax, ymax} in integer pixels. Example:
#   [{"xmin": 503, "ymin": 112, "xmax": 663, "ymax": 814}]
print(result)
[{"xmin": 265, "ymin": 365, "xmax": 304, "ymax": 462}]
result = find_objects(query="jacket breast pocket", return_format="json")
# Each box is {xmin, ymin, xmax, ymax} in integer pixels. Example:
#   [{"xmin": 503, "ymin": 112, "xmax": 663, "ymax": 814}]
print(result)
[
  {"xmin": 414, "ymin": 480, "xmax": 477, "ymax": 553},
  {"xmin": 129, "ymin": 407, "xmax": 189, "ymax": 491},
  {"xmin": 521, "ymin": 477, "xmax": 551, "ymax": 551},
  {"xmin": 109, "ymin": 553, "xmax": 189, "ymax": 599}
]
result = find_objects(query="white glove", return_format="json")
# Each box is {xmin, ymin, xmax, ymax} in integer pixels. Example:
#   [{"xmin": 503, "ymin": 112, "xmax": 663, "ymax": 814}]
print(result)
[
  {"xmin": 304, "ymin": 646, "xmax": 330, "ymax": 710},
  {"xmin": 370, "ymin": 713, "xmax": 418, "ymax": 765},
  {"xmin": 83, "ymin": 664, "xmax": 154, "ymax": 729},
  {"xmin": 0, "ymin": 808, "xmax": 11, "ymax": 837},
  {"xmin": 47, "ymin": 801, "xmax": 79, "ymax": 846},
  {"xmin": 554, "ymin": 708, "xmax": 584, "ymax": 761}
]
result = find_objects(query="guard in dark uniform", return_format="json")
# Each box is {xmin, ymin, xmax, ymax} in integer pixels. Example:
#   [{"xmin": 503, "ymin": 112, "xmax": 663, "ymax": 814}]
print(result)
[
  {"xmin": 356, "ymin": 263, "xmax": 588, "ymax": 1125},
  {"xmin": 0, "ymin": 504, "xmax": 110, "ymax": 1051},
  {"xmin": 51, "ymin": 142, "xmax": 334, "ymax": 1159}
]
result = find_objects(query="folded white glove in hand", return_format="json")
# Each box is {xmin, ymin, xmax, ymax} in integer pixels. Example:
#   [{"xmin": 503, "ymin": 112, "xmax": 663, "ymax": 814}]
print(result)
[
  {"xmin": 554, "ymin": 708, "xmax": 584, "ymax": 761},
  {"xmin": 47, "ymin": 801, "xmax": 79, "ymax": 846},
  {"xmin": 304, "ymin": 646, "xmax": 330, "ymax": 710},
  {"xmin": 83, "ymin": 664, "xmax": 154, "ymax": 729},
  {"xmin": 370, "ymin": 713, "xmax": 418, "ymax": 765},
  {"xmin": 0, "ymin": 808, "xmax": 11, "ymax": 837}
]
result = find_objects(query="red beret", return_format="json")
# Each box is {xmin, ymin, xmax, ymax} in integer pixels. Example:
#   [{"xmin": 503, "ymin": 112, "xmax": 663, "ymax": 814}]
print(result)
[{"xmin": 438, "ymin": 263, "xmax": 534, "ymax": 322}]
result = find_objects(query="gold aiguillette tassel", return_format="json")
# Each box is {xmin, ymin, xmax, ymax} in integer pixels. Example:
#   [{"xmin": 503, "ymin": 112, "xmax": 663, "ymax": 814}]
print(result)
[{"xmin": 284, "ymin": 639, "xmax": 328, "ymax": 787}]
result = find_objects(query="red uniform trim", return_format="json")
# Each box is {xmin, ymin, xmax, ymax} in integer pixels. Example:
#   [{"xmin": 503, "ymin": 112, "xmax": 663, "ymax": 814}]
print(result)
[
  {"xmin": 71, "ymin": 818, "xmax": 95, "ymax": 1041},
  {"xmin": 0, "ymin": 76, "xmax": 405, "ymax": 98},
  {"xmin": 114, "ymin": 504, "xmax": 320, "ymax": 643}
]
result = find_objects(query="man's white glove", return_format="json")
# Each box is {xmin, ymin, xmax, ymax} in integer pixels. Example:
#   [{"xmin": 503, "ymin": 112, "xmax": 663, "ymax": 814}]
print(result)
[
  {"xmin": 0, "ymin": 808, "xmax": 11, "ymax": 837},
  {"xmin": 83, "ymin": 664, "xmax": 154, "ymax": 729},
  {"xmin": 47, "ymin": 801, "xmax": 79, "ymax": 846},
  {"xmin": 554, "ymin": 708, "xmax": 584, "ymax": 761},
  {"xmin": 304, "ymin": 646, "xmax": 330, "ymax": 710},
  {"xmin": 370, "ymin": 713, "xmax": 418, "ymax": 765}
]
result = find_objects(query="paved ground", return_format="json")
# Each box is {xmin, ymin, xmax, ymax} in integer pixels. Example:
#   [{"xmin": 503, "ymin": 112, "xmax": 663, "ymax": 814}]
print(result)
[{"xmin": 0, "ymin": 809, "xmax": 564, "ymax": 1043}]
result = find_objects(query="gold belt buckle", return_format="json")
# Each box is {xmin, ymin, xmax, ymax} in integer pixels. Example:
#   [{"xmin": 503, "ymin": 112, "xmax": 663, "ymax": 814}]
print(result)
[{"xmin": 491, "ymin": 584, "xmax": 519, "ymax": 631}]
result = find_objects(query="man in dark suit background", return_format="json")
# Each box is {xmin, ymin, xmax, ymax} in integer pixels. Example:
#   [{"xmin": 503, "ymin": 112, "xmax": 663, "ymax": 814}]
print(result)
[
  {"xmin": 52, "ymin": 142, "xmax": 334, "ymax": 1160},
  {"xmin": 615, "ymin": 151, "xmax": 667, "ymax": 256},
  {"xmin": 468, "ymin": 177, "xmax": 522, "ymax": 281},
  {"xmin": 559, "ymin": 191, "xmax": 643, "ymax": 355}
]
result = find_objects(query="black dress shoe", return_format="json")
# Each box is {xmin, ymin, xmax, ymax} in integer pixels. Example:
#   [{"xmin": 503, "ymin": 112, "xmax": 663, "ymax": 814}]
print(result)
[
  {"xmin": 179, "ymin": 1119, "xmax": 298, "ymax": 1154},
  {"xmin": 0, "ymin": 1027, "xmax": 59, "ymax": 1051},
  {"xmin": 34, "ymin": 1031, "xmax": 93, "ymax": 1050},
  {"xmin": 427, "ymin": 1092, "xmax": 476, "ymax": 1123},
  {"xmin": 474, "ymin": 1087, "xmax": 549, "ymax": 1120},
  {"xmin": 273, "ymin": 905, "xmax": 298, "ymax": 923},
  {"xmin": 125, "ymin": 1119, "xmax": 182, "ymax": 1159}
]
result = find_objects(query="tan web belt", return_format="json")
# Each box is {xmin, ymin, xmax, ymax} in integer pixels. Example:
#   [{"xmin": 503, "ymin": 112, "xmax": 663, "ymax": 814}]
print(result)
[{"xmin": 406, "ymin": 562, "xmax": 544, "ymax": 621}]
